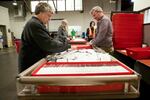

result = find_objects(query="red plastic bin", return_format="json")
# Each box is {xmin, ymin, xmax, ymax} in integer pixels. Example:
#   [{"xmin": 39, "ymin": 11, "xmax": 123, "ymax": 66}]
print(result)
[
  {"xmin": 112, "ymin": 13, "xmax": 143, "ymax": 49},
  {"xmin": 71, "ymin": 44, "xmax": 92, "ymax": 49},
  {"xmin": 126, "ymin": 47, "xmax": 150, "ymax": 60},
  {"xmin": 14, "ymin": 40, "xmax": 21, "ymax": 53},
  {"xmin": 69, "ymin": 38, "xmax": 87, "ymax": 44},
  {"xmin": 36, "ymin": 83, "xmax": 125, "ymax": 93}
]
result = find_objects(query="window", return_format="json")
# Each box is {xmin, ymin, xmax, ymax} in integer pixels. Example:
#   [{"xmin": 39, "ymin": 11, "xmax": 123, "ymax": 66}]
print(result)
[
  {"xmin": 131, "ymin": 0, "xmax": 135, "ymax": 2},
  {"xmin": 31, "ymin": 1, "xmax": 39, "ymax": 12},
  {"xmin": 57, "ymin": 0, "xmax": 65, "ymax": 11},
  {"xmin": 31, "ymin": 0, "xmax": 83, "ymax": 12},
  {"xmin": 144, "ymin": 9, "xmax": 150, "ymax": 23},
  {"xmin": 48, "ymin": 0, "xmax": 57, "ymax": 11},
  {"xmin": 75, "ymin": 0, "xmax": 82, "ymax": 10},
  {"xmin": 66, "ymin": 0, "xmax": 74, "ymax": 11}
]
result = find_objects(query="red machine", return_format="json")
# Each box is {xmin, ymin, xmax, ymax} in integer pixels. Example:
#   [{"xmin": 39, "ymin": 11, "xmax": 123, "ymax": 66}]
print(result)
[
  {"xmin": 112, "ymin": 13, "xmax": 144, "ymax": 49},
  {"xmin": 14, "ymin": 40, "xmax": 21, "ymax": 53},
  {"xmin": 31, "ymin": 61, "xmax": 134, "ymax": 93}
]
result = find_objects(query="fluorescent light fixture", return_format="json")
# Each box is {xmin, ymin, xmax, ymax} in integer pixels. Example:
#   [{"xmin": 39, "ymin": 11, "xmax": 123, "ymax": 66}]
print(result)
[
  {"xmin": 131, "ymin": 0, "xmax": 135, "ymax": 2},
  {"xmin": 110, "ymin": 0, "xmax": 116, "ymax": 3},
  {"xmin": 12, "ymin": 0, "xmax": 17, "ymax": 6}
]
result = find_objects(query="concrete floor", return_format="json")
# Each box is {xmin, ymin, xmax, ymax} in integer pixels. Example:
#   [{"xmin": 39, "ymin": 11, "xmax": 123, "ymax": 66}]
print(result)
[
  {"xmin": 0, "ymin": 47, "xmax": 148, "ymax": 100},
  {"xmin": 0, "ymin": 47, "xmax": 18, "ymax": 100}
]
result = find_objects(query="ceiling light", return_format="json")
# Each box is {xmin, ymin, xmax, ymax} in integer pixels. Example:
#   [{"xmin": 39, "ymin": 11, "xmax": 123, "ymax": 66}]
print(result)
[
  {"xmin": 12, "ymin": 0, "xmax": 17, "ymax": 6},
  {"xmin": 110, "ymin": 0, "xmax": 116, "ymax": 3}
]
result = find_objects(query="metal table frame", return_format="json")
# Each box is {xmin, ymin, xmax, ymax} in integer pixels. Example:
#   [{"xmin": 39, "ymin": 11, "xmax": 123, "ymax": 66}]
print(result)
[{"xmin": 16, "ymin": 58, "xmax": 141, "ymax": 100}]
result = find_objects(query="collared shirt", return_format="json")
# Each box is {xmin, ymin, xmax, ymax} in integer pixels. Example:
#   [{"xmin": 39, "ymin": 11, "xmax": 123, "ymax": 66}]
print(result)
[{"xmin": 92, "ymin": 15, "xmax": 113, "ymax": 48}]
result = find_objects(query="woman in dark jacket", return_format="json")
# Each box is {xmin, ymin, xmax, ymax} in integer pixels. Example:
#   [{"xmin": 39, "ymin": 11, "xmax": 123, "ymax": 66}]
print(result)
[{"xmin": 57, "ymin": 19, "xmax": 68, "ymax": 38}]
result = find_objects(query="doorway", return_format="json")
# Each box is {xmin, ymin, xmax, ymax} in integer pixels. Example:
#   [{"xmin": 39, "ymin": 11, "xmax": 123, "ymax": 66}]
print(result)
[{"xmin": 0, "ymin": 25, "xmax": 8, "ymax": 48}]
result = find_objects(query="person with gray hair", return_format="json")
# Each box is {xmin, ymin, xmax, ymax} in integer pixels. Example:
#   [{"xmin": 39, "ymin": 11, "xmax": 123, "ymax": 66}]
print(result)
[
  {"xmin": 90, "ymin": 6, "xmax": 113, "ymax": 53},
  {"xmin": 57, "ymin": 19, "xmax": 68, "ymax": 38},
  {"xmin": 18, "ymin": 2, "xmax": 70, "ymax": 73}
]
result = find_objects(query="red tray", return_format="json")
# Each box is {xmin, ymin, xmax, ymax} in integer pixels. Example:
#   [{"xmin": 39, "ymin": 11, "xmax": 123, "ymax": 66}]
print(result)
[
  {"xmin": 32, "ymin": 61, "xmax": 133, "ymax": 93},
  {"xmin": 69, "ymin": 38, "xmax": 87, "ymax": 44},
  {"xmin": 126, "ymin": 47, "xmax": 150, "ymax": 60},
  {"xmin": 31, "ymin": 61, "xmax": 134, "ymax": 76},
  {"xmin": 14, "ymin": 40, "xmax": 21, "ymax": 53},
  {"xmin": 71, "ymin": 44, "xmax": 92, "ymax": 49}
]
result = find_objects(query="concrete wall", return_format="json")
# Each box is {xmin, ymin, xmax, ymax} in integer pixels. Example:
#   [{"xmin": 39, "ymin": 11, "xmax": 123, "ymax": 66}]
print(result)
[{"xmin": 134, "ymin": 0, "xmax": 150, "ymax": 11}]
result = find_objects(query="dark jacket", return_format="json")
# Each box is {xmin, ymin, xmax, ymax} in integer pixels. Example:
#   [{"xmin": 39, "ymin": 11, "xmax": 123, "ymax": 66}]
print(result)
[
  {"xmin": 57, "ymin": 26, "xmax": 68, "ymax": 38},
  {"xmin": 18, "ymin": 16, "xmax": 70, "ymax": 72}
]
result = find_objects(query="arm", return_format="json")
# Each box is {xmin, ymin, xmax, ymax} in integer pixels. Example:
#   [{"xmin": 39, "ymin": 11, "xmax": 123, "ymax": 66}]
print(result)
[
  {"xmin": 30, "ymin": 22, "xmax": 69, "ymax": 53},
  {"xmin": 57, "ymin": 27, "xmax": 68, "ymax": 39},
  {"xmin": 86, "ymin": 28, "xmax": 89, "ymax": 37}
]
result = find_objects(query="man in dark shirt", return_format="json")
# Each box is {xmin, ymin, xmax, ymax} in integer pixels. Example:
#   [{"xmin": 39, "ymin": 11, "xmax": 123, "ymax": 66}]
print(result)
[{"xmin": 18, "ymin": 2, "xmax": 70, "ymax": 73}]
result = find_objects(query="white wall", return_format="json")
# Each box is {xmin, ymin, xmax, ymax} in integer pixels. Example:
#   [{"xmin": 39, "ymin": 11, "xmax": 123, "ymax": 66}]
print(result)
[
  {"xmin": 9, "ymin": 11, "xmax": 32, "ymax": 39},
  {"xmin": 133, "ymin": 0, "xmax": 150, "ymax": 46},
  {"xmin": 0, "ymin": 6, "xmax": 12, "ymax": 47},
  {"xmin": 8, "ymin": 0, "xmax": 116, "ymax": 38},
  {"xmin": 134, "ymin": 0, "xmax": 150, "ymax": 11}
]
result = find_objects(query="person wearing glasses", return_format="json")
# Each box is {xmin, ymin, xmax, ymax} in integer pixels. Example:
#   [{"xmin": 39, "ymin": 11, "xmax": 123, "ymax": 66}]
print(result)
[
  {"xmin": 90, "ymin": 6, "xmax": 113, "ymax": 53},
  {"xmin": 18, "ymin": 2, "xmax": 70, "ymax": 73}
]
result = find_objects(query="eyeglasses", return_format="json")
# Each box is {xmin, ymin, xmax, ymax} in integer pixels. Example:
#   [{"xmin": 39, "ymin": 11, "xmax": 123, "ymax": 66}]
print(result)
[
  {"xmin": 92, "ymin": 12, "xmax": 98, "ymax": 17},
  {"xmin": 44, "ymin": 11, "xmax": 53, "ymax": 18}
]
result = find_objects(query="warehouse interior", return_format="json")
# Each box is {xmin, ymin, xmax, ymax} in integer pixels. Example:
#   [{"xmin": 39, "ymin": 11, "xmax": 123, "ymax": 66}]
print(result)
[{"xmin": 0, "ymin": 0, "xmax": 150, "ymax": 100}]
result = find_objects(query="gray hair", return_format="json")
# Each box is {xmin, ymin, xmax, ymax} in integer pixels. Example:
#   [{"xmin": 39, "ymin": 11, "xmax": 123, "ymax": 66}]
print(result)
[
  {"xmin": 35, "ymin": 2, "xmax": 54, "ymax": 15},
  {"xmin": 61, "ymin": 19, "xmax": 68, "ymax": 26},
  {"xmin": 90, "ymin": 6, "xmax": 103, "ymax": 14}
]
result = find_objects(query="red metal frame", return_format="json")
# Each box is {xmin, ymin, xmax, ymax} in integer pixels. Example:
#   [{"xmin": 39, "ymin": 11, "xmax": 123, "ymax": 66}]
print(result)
[{"xmin": 31, "ymin": 61, "xmax": 134, "ymax": 76}]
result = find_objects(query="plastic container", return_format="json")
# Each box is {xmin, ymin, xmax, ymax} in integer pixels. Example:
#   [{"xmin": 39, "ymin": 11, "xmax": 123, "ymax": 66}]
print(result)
[
  {"xmin": 36, "ymin": 83, "xmax": 124, "ymax": 93},
  {"xmin": 69, "ymin": 38, "xmax": 87, "ymax": 44},
  {"xmin": 126, "ymin": 47, "xmax": 150, "ymax": 60},
  {"xmin": 14, "ymin": 40, "xmax": 21, "ymax": 53},
  {"xmin": 71, "ymin": 44, "xmax": 92, "ymax": 50}
]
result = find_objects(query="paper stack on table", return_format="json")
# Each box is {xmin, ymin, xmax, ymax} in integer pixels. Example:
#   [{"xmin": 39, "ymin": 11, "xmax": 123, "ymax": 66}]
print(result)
[{"xmin": 56, "ymin": 49, "xmax": 111, "ymax": 62}]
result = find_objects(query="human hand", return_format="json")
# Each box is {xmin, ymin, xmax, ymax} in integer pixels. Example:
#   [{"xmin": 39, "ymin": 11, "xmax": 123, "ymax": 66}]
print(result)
[
  {"xmin": 71, "ymin": 45, "xmax": 77, "ymax": 50},
  {"xmin": 89, "ymin": 40, "xmax": 93, "ymax": 45}
]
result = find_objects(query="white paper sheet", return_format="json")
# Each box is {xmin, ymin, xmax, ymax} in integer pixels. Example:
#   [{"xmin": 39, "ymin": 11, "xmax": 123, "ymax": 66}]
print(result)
[
  {"xmin": 71, "ymin": 38, "xmax": 86, "ymax": 42},
  {"xmin": 56, "ymin": 49, "xmax": 111, "ymax": 62},
  {"xmin": 36, "ymin": 65, "xmax": 129, "ymax": 75}
]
